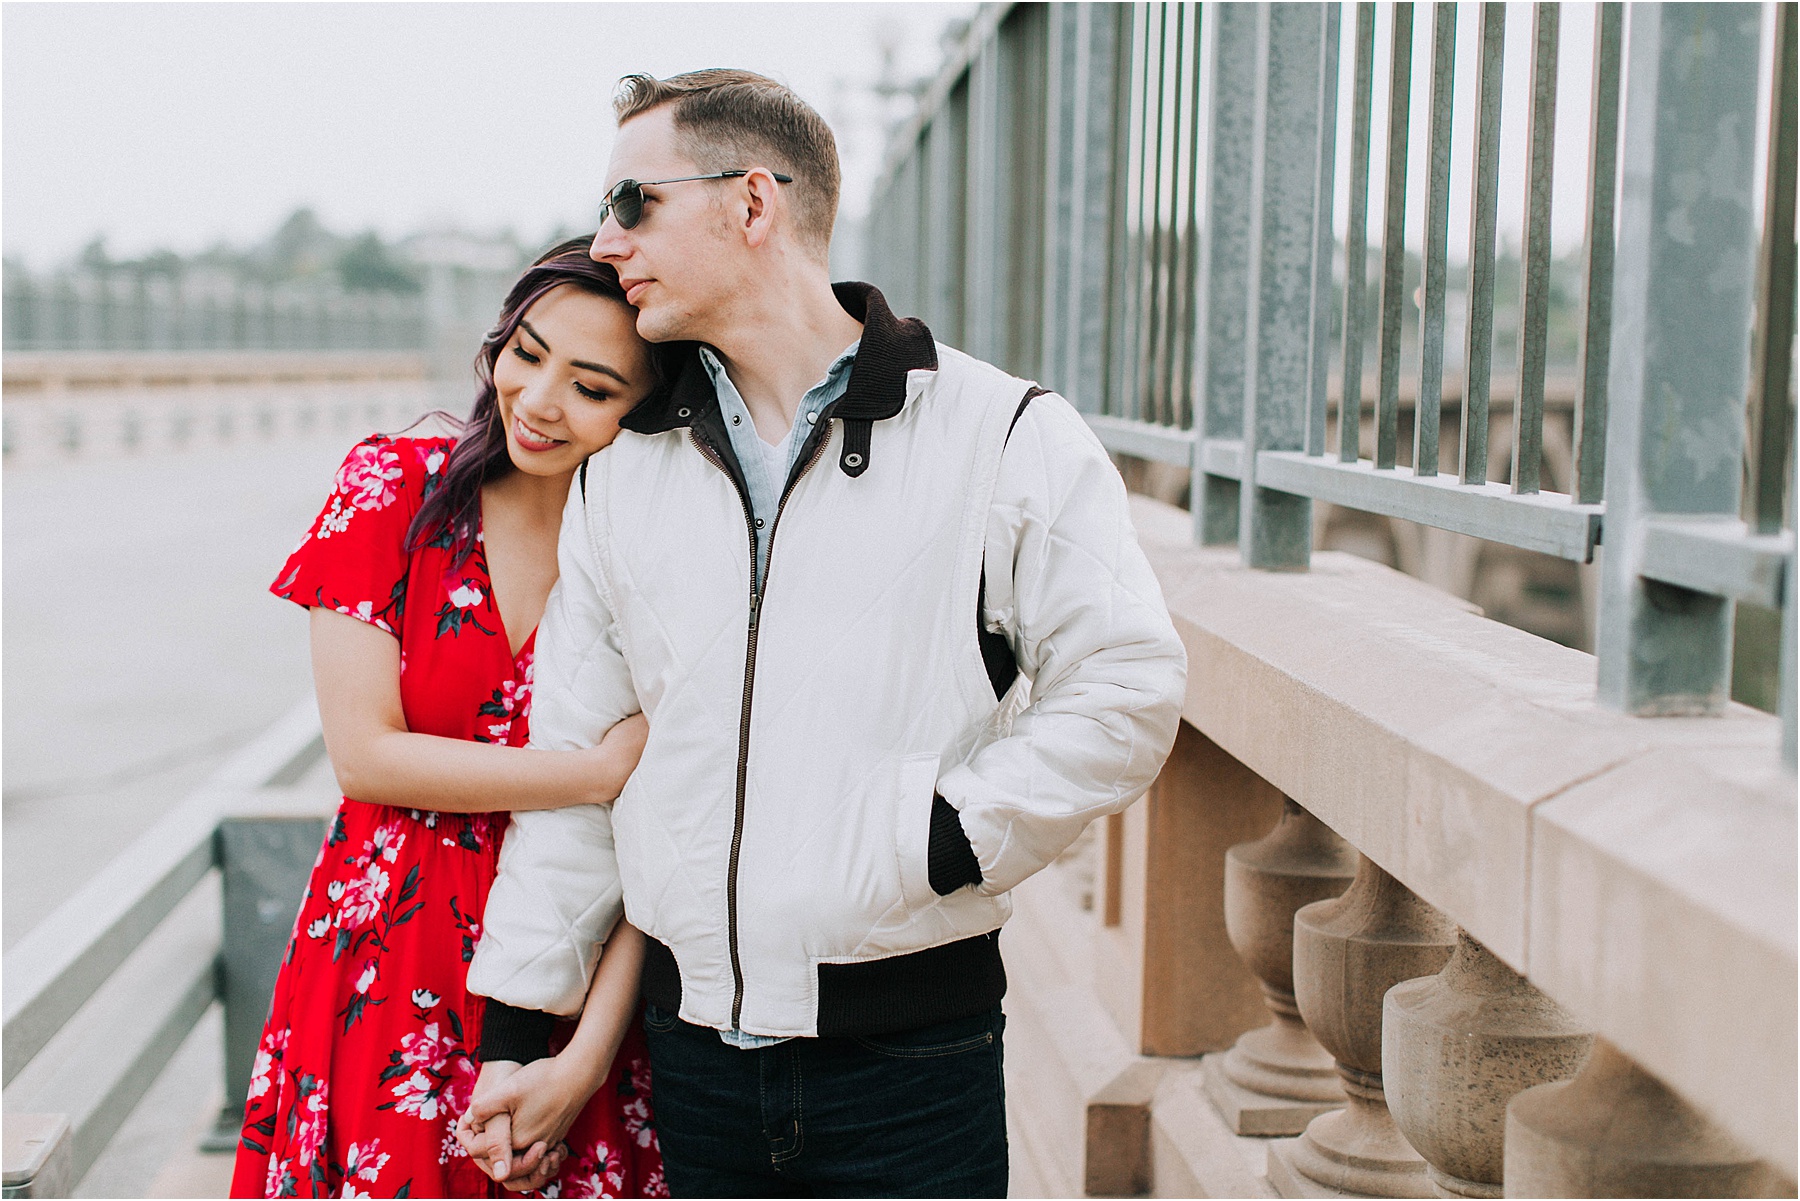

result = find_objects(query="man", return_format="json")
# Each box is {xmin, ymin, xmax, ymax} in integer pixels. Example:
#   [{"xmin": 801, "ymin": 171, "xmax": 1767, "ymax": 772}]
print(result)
[{"xmin": 462, "ymin": 69, "xmax": 1186, "ymax": 1197}]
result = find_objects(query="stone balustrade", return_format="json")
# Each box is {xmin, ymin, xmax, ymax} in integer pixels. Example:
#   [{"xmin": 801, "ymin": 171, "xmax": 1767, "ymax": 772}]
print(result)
[
  {"xmin": 1002, "ymin": 495, "xmax": 1795, "ymax": 1198},
  {"xmin": 1, "ymin": 352, "xmax": 441, "ymax": 466}
]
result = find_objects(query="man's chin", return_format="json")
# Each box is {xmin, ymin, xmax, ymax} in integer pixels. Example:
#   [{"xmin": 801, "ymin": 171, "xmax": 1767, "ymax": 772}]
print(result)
[{"xmin": 633, "ymin": 305, "xmax": 692, "ymax": 344}]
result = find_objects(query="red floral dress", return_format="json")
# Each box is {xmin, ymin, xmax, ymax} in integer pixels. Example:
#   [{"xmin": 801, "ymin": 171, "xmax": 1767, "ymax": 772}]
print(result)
[{"xmin": 231, "ymin": 434, "xmax": 666, "ymax": 1199}]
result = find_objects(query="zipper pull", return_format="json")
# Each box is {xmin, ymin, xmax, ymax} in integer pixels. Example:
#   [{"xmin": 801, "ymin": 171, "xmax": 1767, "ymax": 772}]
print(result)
[{"xmin": 749, "ymin": 592, "xmax": 762, "ymax": 629}]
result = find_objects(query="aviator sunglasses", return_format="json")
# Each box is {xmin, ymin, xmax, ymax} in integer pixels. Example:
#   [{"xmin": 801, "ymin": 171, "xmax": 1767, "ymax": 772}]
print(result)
[{"xmin": 598, "ymin": 170, "xmax": 795, "ymax": 231}]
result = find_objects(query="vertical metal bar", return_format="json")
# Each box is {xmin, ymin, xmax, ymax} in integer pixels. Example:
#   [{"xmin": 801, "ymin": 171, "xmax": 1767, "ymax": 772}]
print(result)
[
  {"xmin": 1572, "ymin": 2, "xmax": 1622, "ymax": 505},
  {"xmin": 1241, "ymin": 2, "xmax": 1328, "ymax": 569},
  {"xmin": 1109, "ymin": 4, "xmax": 1151, "ymax": 418},
  {"xmin": 965, "ymin": 40, "xmax": 1001, "ymax": 363},
  {"xmin": 1157, "ymin": 3, "xmax": 1194, "ymax": 429},
  {"xmin": 1462, "ymin": 3, "xmax": 1505, "ymax": 484},
  {"xmin": 1511, "ymin": 3, "xmax": 1559, "ymax": 496},
  {"xmin": 1415, "ymin": 3, "xmax": 1456, "ymax": 477},
  {"xmin": 1174, "ymin": 1, "xmax": 1207, "ymax": 431},
  {"xmin": 1040, "ymin": 3, "xmax": 1077, "ymax": 394},
  {"xmin": 1597, "ymin": 2, "xmax": 1764, "ymax": 716},
  {"xmin": 1071, "ymin": 4, "xmax": 1125, "ymax": 413},
  {"xmin": 1785, "ymin": 412, "xmax": 1798, "ymax": 768},
  {"xmin": 1747, "ymin": 0, "xmax": 1798, "ymax": 535},
  {"xmin": 1192, "ymin": 1, "xmax": 1261, "ymax": 544},
  {"xmin": 1306, "ymin": 4, "xmax": 1344, "ymax": 456},
  {"xmin": 1141, "ymin": 5, "xmax": 1174, "ymax": 425},
  {"xmin": 1340, "ymin": 3, "xmax": 1377, "ymax": 463},
  {"xmin": 1375, "ymin": 3, "xmax": 1415, "ymax": 471},
  {"xmin": 1103, "ymin": 4, "xmax": 1140, "ymax": 418}
]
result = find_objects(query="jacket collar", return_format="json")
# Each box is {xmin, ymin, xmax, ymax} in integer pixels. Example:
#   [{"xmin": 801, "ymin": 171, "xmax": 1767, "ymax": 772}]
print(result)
[{"xmin": 621, "ymin": 281, "xmax": 937, "ymax": 436}]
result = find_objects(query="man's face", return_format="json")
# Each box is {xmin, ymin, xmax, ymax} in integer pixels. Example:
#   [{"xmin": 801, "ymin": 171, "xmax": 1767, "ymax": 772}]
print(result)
[{"xmin": 590, "ymin": 107, "xmax": 741, "ymax": 345}]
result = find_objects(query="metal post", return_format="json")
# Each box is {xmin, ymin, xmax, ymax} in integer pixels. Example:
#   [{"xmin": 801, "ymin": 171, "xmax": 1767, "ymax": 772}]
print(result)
[
  {"xmin": 1240, "ymin": 2, "xmax": 1328, "ymax": 569},
  {"xmin": 1511, "ymin": 3, "xmax": 1560, "ymax": 496},
  {"xmin": 1305, "ymin": 5, "xmax": 1343, "ymax": 458},
  {"xmin": 1414, "ymin": 3, "xmax": 1456, "ymax": 479},
  {"xmin": 1597, "ymin": 3, "xmax": 1765, "ymax": 715},
  {"xmin": 1192, "ymin": 1, "xmax": 1260, "ymax": 544},
  {"xmin": 1571, "ymin": 3, "xmax": 1623, "ymax": 504},
  {"xmin": 965, "ymin": 41, "xmax": 1001, "ymax": 363},
  {"xmin": 1374, "ymin": 4, "xmax": 1415, "ymax": 471},
  {"xmin": 201, "ymin": 812, "xmax": 327, "ymax": 1151},
  {"xmin": 1340, "ymin": 3, "xmax": 1377, "ymax": 464},
  {"xmin": 1066, "ymin": 4, "xmax": 1124, "ymax": 412}
]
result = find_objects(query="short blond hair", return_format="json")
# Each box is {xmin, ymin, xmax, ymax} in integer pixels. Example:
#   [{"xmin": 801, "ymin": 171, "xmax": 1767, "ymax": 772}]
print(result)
[{"xmin": 614, "ymin": 69, "xmax": 840, "ymax": 255}]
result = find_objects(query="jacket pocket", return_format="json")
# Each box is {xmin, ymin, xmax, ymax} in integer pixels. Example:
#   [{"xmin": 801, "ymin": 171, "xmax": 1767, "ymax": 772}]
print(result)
[{"xmin": 894, "ymin": 752, "xmax": 944, "ymax": 913}]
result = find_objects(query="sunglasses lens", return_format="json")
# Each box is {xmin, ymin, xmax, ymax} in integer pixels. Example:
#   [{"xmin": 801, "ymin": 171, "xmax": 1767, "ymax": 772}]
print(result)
[{"xmin": 603, "ymin": 182, "xmax": 644, "ymax": 231}]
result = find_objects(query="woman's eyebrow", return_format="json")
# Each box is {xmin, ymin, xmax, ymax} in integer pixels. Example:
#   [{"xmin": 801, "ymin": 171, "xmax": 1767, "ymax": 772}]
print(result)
[
  {"xmin": 519, "ymin": 318, "xmax": 629, "ymax": 385},
  {"xmin": 519, "ymin": 319, "xmax": 552, "ymax": 353},
  {"xmin": 569, "ymin": 359, "xmax": 630, "ymax": 386}
]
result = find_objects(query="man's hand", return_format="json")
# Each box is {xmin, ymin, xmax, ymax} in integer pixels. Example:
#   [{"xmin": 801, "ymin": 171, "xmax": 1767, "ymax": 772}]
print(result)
[{"xmin": 455, "ymin": 1060, "xmax": 564, "ymax": 1190}]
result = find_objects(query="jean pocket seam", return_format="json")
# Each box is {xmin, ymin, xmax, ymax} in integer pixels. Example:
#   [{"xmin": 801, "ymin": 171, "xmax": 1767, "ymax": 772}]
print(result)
[{"xmin": 852, "ymin": 1030, "xmax": 995, "ymax": 1059}]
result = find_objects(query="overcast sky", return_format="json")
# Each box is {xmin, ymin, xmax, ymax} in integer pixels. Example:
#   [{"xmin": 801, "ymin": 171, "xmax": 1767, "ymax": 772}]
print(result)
[
  {"xmin": 2, "ymin": 2, "xmax": 972, "ymax": 269},
  {"xmin": 4, "ymin": 3, "xmax": 1779, "ymax": 272}
]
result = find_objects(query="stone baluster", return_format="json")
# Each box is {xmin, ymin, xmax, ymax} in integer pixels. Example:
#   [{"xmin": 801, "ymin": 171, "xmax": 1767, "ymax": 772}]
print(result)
[
  {"xmin": 1204, "ymin": 797, "xmax": 1358, "ymax": 1135},
  {"xmin": 1505, "ymin": 1037, "xmax": 1793, "ymax": 1198},
  {"xmin": 1382, "ymin": 929, "xmax": 1593, "ymax": 1197},
  {"xmin": 1268, "ymin": 854, "xmax": 1456, "ymax": 1198}
]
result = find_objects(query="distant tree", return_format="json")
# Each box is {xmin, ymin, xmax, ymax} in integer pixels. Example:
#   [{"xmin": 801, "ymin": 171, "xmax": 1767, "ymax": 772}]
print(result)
[{"xmin": 338, "ymin": 231, "xmax": 421, "ymax": 293}]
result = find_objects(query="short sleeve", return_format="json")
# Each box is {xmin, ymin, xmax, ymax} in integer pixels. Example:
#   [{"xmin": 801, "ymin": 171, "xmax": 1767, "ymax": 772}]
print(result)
[{"xmin": 270, "ymin": 435, "xmax": 453, "ymax": 637}]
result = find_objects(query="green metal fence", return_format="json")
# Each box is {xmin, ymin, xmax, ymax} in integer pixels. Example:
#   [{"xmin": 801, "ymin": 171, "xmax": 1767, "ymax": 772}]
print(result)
[{"xmin": 865, "ymin": 1, "xmax": 1797, "ymax": 763}]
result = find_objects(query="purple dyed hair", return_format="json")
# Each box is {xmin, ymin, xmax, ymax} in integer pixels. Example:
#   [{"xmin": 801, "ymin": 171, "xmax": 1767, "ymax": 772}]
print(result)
[{"xmin": 404, "ymin": 237, "xmax": 684, "ymax": 568}]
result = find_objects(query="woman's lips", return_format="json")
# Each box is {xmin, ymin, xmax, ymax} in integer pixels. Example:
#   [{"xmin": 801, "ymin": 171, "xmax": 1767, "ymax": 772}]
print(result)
[{"xmin": 513, "ymin": 415, "xmax": 565, "ymax": 452}]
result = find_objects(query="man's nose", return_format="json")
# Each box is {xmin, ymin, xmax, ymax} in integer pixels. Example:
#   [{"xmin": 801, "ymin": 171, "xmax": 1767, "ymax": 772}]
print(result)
[{"xmin": 590, "ymin": 220, "xmax": 628, "ymax": 262}]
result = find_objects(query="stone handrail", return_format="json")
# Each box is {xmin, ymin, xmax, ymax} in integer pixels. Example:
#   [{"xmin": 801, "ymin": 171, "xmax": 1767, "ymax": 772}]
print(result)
[{"xmin": 1115, "ymin": 493, "xmax": 1795, "ymax": 1193}]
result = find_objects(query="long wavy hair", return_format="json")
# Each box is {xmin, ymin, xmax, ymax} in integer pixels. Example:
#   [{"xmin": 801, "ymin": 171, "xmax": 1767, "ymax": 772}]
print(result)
[{"xmin": 404, "ymin": 237, "xmax": 686, "ymax": 567}]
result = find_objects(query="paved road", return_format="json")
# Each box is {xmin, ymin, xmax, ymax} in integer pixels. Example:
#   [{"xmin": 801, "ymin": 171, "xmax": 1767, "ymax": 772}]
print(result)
[{"xmin": 2, "ymin": 427, "xmax": 381, "ymax": 947}]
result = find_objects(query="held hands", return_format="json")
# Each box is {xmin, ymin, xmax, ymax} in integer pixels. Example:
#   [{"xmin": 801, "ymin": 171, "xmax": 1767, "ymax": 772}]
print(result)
[
  {"xmin": 455, "ymin": 1055, "xmax": 598, "ymax": 1191},
  {"xmin": 584, "ymin": 712, "xmax": 649, "ymax": 804}
]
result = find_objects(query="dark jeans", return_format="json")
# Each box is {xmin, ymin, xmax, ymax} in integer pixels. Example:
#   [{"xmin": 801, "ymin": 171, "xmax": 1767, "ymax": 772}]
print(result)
[{"xmin": 642, "ymin": 1003, "xmax": 1009, "ymax": 1198}]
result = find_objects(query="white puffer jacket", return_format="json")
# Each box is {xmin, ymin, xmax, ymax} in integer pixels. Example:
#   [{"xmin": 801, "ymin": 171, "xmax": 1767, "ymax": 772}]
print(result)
[{"xmin": 467, "ymin": 285, "xmax": 1186, "ymax": 1038}]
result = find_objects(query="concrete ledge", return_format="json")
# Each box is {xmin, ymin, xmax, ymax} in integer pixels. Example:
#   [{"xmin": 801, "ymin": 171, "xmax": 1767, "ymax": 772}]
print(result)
[
  {"xmin": 2, "ymin": 351, "xmax": 427, "ymax": 394},
  {"xmin": 1128, "ymin": 495, "xmax": 1796, "ymax": 1177}
]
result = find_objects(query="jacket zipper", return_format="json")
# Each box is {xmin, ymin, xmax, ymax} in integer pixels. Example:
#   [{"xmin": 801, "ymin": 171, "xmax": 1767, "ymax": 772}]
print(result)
[{"xmin": 689, "ymin": 423, "xmax": 834, "ymax": 1029}]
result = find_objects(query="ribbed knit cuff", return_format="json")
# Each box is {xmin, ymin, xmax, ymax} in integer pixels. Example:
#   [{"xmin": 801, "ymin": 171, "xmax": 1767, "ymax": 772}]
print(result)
[
  {"xmin": 927, "ymin": 794, "xmax": 983, "ymax": 894},
  {"xmin": 477, "ymin": 1001, "xmax": 555, "ymax": 1065}
]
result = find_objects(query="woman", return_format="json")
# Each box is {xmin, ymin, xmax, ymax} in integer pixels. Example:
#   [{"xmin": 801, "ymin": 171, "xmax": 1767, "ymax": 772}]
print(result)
[{"xmin": 231, "ymin": 239, "xmax": 684, "ymax": 1199}]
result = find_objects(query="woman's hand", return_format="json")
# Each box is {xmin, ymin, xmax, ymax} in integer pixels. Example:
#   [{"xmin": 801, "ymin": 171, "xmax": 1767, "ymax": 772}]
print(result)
[
  {"xmin": 457, "ymin": 1054, "xmax": 603, "ymax": 1189},
  {"xmin": 582, "ymin": 711, "xmax": 648, "ymax": 804}
]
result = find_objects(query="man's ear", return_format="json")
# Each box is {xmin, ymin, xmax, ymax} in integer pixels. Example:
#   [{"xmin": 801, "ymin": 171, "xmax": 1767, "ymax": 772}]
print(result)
[{"xmin": 740, "ymin": 168, "xmax": 784, "ymax": 250}]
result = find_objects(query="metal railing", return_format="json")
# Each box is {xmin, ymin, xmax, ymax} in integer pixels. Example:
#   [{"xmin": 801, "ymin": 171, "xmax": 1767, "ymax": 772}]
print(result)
[
  {"xmin": 1, "ymin": 702, "xmax": 327, "ymax": 1196},
  {"xmin": 865, "ymin": 1, "xmax": 1797, "ymax": 760},
  {"xmin": 2, "ymin": 267, "xmax": 427, "ymax": 352}
]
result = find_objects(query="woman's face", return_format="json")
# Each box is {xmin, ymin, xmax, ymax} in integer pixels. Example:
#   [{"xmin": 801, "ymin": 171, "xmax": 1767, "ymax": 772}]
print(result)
[{"xmin": 492, "ymin": 283, "xmax": 655, "ymax": 478}]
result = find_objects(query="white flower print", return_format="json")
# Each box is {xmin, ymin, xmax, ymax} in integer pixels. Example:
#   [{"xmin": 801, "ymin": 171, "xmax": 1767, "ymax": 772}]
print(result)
[
  {"xmin": 326, "ymin": 880, "xmax": 347, "ymax": 903},
  {"xmin": 316, "ymin": 495, "xmax": 353, "ymax": 538},
  {"xmin": 355, "ymin": 958, "xmax": 379, "ymax": 995},
  {"xmin": 398, "ymin": 1021, "xmax": 457, "ymax": 1070},
  {"xmin": 411, "ymin": 988, "xmax": 439, "ymax": 1009},
  {"xmin": 447, "ymin": 581, "xmax": 484, "ymax": 609},
  {"xmin": 344, "ymin": 1139, "xmax": 389, "ymax": 1183},
  {"xmin": 305, "ymin": 915, "xmax": 330, "ymax": 940},
  {"xmin": 391, "ymin": 1070, "xmax": 448, "ymax": 1122},
  {"xmin": 336, "ymin": 863, "xmax": 389, "ymax": 930},
  {"xmin": 364, "ymin": 821, "xmax": 406, "ymax": 865},
  {"xmin": 336, "ymin": 442, "xmax": 405, "ymax": 511},
  {"xmin": 293, "ymin": 1078, "xmax": 329, "ymax": 1166},
  {"xmin": 248, "ymin": 1027, "xmax": 288, "ymax": 1099},
  {"xmin": 425, "ymin": 449, "xmax": 446, "ymax": 474}
]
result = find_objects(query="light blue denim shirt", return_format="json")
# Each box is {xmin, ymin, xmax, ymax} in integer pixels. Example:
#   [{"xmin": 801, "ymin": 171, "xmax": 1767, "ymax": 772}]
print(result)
[
  {"xmin": 699, "ymin": 340, "xmax": 860, "ymax": 592},
  {"xmin": 696, "ymin": 339, "xmax": 859, "ymax": 1048}
]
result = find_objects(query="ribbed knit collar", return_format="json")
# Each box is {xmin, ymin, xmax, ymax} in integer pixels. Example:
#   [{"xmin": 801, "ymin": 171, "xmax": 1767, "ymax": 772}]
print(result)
[{"xmin": 621, "ymin": 281, "xmax": 937, "ymax": 436}]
